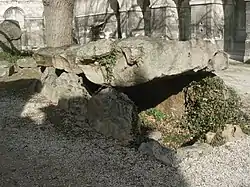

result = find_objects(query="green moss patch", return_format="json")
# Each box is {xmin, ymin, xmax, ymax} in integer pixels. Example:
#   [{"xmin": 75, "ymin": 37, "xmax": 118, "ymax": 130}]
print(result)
[
  {"xmin": 182, "ymin": 76, "xmax": 248, "ymax": 139},
  {"xmin": 0, "ymin": 51, "xmax": 22, "ymax": 63},
  {"xmin": 139, "ymin": 76, "xmax": 250, "ymax": 149}
]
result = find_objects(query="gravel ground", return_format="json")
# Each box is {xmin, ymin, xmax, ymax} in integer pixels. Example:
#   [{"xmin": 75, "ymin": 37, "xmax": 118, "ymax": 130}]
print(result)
[
  {"xmin": 215, "ymin": 62, "xmax": 250, "ymax": 114},
  {"xmin": 0, "ymin": 84, "xmax": 186, "ymax": 187},
  {"xmin": 1, "ymin": 78, "xmax": 250, "ymax": 187}
]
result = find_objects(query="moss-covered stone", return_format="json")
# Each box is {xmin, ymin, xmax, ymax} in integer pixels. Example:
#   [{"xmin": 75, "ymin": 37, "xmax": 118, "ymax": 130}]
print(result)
[{"xmin": 182, "ymin": 76, "xmax": 248, "ymax": 139}]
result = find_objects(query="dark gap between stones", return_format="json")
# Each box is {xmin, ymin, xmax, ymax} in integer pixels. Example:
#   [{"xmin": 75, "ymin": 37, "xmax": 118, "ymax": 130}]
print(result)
[
  {"xmin": 79, "ymin": 70, "xmax": 215, "ymax": 111},
  {"xmin": 78, "ymin": 73, "xmax": 106, "ymax": 95},
  {"xmin": 116, "ymin": 71, "xmax": 215, "ymax": 112},
  {"xmin": 79, "ymin": 70, "xmax": 217, "ymax": 148},
  {"xmin": 55, "ymin": 68, "xmax": 67, "ymax": 77},
  {"xmin": 40, "ymin": 66, "xmax": 46, "ymax": 73}
]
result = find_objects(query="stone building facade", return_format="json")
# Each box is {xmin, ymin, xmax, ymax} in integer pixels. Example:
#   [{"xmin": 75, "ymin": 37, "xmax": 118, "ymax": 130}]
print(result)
[
  {"xmin": 0, "ymin": 0, "xmax": 248, "ymax": 61},
  {"xmin": 0, "ymin": 0, "xmax": 44, "ymax": 50}
]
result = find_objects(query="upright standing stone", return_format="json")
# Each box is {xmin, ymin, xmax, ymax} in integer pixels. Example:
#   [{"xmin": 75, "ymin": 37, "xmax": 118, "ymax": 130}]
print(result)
[
  {"xmin": 190, "ymin": 0, "xmax": 224, "ymax": 49},
  {"xmin": 244, "ymin": 0, "xmax": 250, "ymax": 62},
  {"xmin": 179, "ymin": 0, "xmax": 191, "ymax": 41},
  {"xmin": 87, "ymin": 88, "xmax": 140, "ymax": 144},
  {"xmin": 223, "ymin": 0, "xmax": 235, "ymax": 53},
  {"xmin": 151, "ymin": 0, "xmax": 179, "ymax": 40},
  {"xmin": 127, "ymin": 1, "xmax": 145, "ymax": 37}
]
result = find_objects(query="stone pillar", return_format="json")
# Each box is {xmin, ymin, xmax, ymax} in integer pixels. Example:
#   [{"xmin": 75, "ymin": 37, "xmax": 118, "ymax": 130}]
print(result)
[
  {"xmin": 150, "ymin": 0, "xmax": 179, "ymax": 40},
  {"xmin": 223, "ymin": 0, "xmax": 235, "ymax": 53},
  {"xmin": 21, "ymin": 29, "xmax": 28, "ymax": 50},
  {"xmin": 179, "ymin": 0, "xmax": 191, "ymax": 41},
  {"xmin": 127, "ymin": 1, "xmax": 145, "ymax": 37},
  {"xmin": 190, "ymin": 0, "xmax": 212, "ymax": 39},
  {"xmin": 244, "ymin": 0, "xmax": 250, "ymax": 62},
  {"xmin": 211, "ymin": 0, "xmax": 224, "ymax": 49},
  {"xmin": 190, "ymin": 0, "xmax": 224, "ymax": 49}
]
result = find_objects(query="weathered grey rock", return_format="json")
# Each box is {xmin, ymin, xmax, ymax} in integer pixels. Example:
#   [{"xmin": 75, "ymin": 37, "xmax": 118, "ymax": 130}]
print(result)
[
  {"xmin": 33, "ymin": 46, "xmax": 71, "ymax": 67},
  {"xmin": 206, "ymin": 132, "xmax": 217, "ymax": 144},
  {"xmin": 0, "ymin": 20, "xmax": 22, "ymax": 40},
  {"xmin": 146, "ymin": 130, "xmax": 163, "ymax": 141},
  {"xmin": 222, "ymin": 124, "xmax": 247, "ymax": 143},
  {"xmin": 176, "ymin": 143, "xmax": 213, "ymax": 160},
  {"xmin": 0, "ymin": 67, "xmax": 41, "ymax": 92},
  {"xmin": 34, "ymin": 37, "xmax": 228, "ymax": 87},
  {"xmin": 40, "ymin": 67, "xmax": 58, "ymax": 103},
  {"xmin": 0, "ymin": 20, "xmax": 22, "ymax": 52},
  {"xmin": 87, "ymin": 88, "xmax": 139, "ymax": 143},
  {"xmin": 33, "ymin": 45, "xmax": 83, "ymax": 74},
  {"xmin": 78, "ymin": 64, "xmax": 107, "ymax": 83},
  {"xmin": 16, "ymin": 57, "xmax": 37, "ymax": 68},
  {"xmin": 55, "ymin": 72, "xmax": 91, "ymax": 114},
  {"xmin": 111, "ymin": 38, "xmax": 226, "ymax": 86},
  {"xmin": 205, "ymin": 124, "xmax": 247, "ymax": 146},
  {"xmin": 208, "ymin": 50, "xmax": 229, "ymax": 71},
  {"xmin": 138, "ymin": 140, "xmax": 176, "ymax": 166},
  {"xmin": 0, "ymin": 60, "xmax": 14, "ymax": 77},
  {"xmin": 41, "ymin": 68, "xmax": 91, "ymax": 112},
  {"xmin": 81, "ymin": 37, "xmax": 228, "ymax": 86},
  {"xmin": 76, "ymin": 39, "xmax": 115, "ymax": 63},
  {"xmin": 51, "ymin": 55, "xmax": 82, "ymax": 74}
]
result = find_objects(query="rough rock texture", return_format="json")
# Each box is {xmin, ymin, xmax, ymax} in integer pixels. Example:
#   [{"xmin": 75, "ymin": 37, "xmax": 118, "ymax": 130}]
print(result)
[
  {"xmin": 0, "ymin": 20, "xmax": 22, "ymax": 40},
  {"xmin": 205, "ymin": 124, "xmax": 247, "ymax": 146},
  {"xmin": 33, "ymin": 37, "xmax": 229, "ymax": 87},
  {"xmin": 146, "ymin": 130, "xmax": 163, "ymax": 142},
  {"xmin": 87, "ymin": 88, "xmax": 140, "ymax": 143},
  {"xmin": 76, "ymin": 39, "xmax": 115, "ymax": 62},
  {"xmin": 208, "ymin": 50, "xmax": 229, "ymax": 71},
  {"xmin": 0, "ymin": 60, "xmax": 14, "ymax": 77},
  {"xmin": 176, "ymin": 143, "xmax": 213, "ymax": 160},
  {"xmin": 0, "ymin": 67, "xmax": 41, "ymax": 93},
  {"xmin": 16, "ymin": 57, "xmax": 37, "ymax": 68},
  {"xmin": 56, "ymin": 73, "xmax": 90, "ymax": 115},
  {"xmin": 32, "ymin": 46, "xmax": 75, "ymax": 67},
  {"xmin": 0, "ymin": 20, "xmax": 22, "ymax": 52},
  {"xmin": 41, "ymin": 68, "xmax": 91, "ymax": 113},
  {"xmin": 221, "ymin": 124, "xmax": 247, "ymax": 142},
  {"xmin": 155, "ymin": 90, "xmax": 185, "ymax": 119},
  {"xmin": 111, "ymin": 37, "xmax": 227, "ymax": 86},
  {"xmin": 139, "ymin": 140, "xmax": 177, "ymax": 166},
  {"xmin": 140, "ymin": 141, "xmax": 213, "ymax": 165},
  {"xmin": 206, "ymin": 132, "xmax": 217, "ymax": 144}
]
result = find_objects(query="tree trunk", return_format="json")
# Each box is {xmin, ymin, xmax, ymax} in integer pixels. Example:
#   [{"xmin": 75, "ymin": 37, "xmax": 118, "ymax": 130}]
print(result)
[{"xmin": 43, "ymin": 0, "xmax": 75, "ymax": 47}]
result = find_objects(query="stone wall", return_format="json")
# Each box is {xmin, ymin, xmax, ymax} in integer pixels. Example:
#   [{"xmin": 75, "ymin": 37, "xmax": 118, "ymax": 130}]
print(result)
[
  {"xmin": 189, "ymin": 0, "xmax": 224, "ymax": 49},
  {"xmin": 74, "ymin": 0, "xmax": 180, "ymax": 43},
  {"xmin": 0, "ymin": 0, "xmax": 44, "ymax": 50},
  {"xmin": 189, "ymin": 0, "xmax": 247, "ymax": 62},
  {"xmin": 0, "ymin": 0, "xmax": 181, "ymax": 48}
]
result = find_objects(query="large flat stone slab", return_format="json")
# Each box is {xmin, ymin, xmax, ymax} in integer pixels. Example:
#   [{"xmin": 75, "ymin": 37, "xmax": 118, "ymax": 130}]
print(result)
[{"xmin": 33, "ymin": 37, "xmax": 229, "ymax": 87}]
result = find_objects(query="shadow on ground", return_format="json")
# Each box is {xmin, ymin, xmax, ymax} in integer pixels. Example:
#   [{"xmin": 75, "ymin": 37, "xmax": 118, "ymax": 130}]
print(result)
[{"xmin": 0, "ymin": 78, "xmax": 189, "ymax": 186}]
